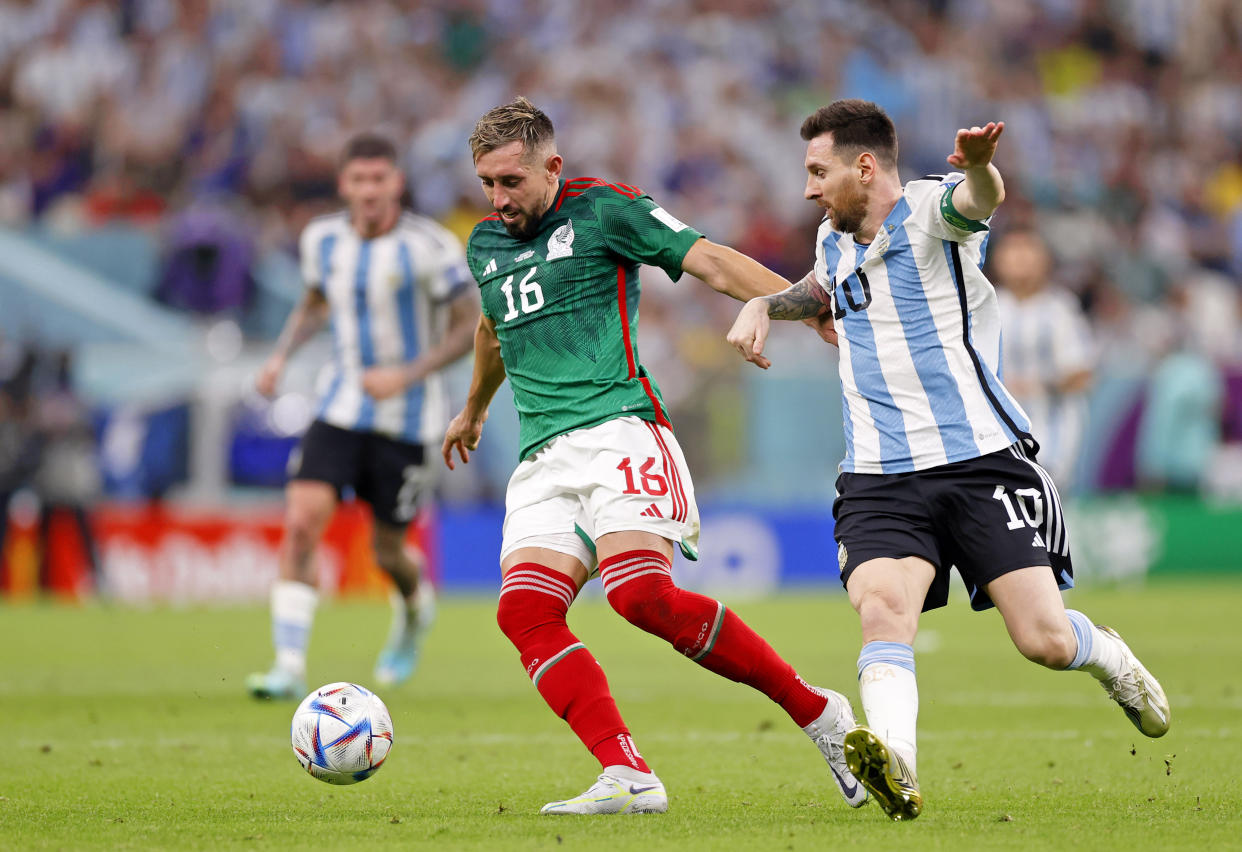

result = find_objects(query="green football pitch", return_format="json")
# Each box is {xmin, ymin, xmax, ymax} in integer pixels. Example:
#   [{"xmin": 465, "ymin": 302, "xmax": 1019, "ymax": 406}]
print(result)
[{"xmin": 3, "ymin": 580, "xmax": 1239, "ymax": 850}]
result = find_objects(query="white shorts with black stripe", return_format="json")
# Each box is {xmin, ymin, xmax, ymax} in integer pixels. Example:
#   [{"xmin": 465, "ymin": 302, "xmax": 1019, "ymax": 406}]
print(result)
[
  {"xmin": 834, "ymin": 439, "xmax": 1073, "ymax": 612},
  {"xmin": 500, "ymin": 416, "xmax": 700, "ymax": 573}
]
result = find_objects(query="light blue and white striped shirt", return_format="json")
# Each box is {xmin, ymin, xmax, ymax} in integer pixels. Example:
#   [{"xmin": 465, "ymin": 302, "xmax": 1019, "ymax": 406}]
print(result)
[
  {"xmin": 814, "ymin": 174, "xmax": 1031, "ymax": 474},
  {"xmin": 299, "ymin": 211, "xmax": 471, "ymax": 444}
]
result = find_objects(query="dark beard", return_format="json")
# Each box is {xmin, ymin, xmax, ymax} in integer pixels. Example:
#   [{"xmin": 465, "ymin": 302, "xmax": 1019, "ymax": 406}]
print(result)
[
  {"xmin": 832, "ymin": 211, "xmax": 863, "ymax": 234},
  {"xmin": 503, "ymin": 211, "xmax": 543, "ymax": 241}
]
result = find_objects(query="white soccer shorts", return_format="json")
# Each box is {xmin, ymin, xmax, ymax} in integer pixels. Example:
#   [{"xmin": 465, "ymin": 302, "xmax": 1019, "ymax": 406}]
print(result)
[{"xmin": 499, "ymin": 416, "xmax": 701, "ymax": 572}]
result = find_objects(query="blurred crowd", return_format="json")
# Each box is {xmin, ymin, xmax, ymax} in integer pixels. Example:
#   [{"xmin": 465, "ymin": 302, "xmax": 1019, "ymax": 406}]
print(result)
[{"xmin": 1, "ymin": 0, "xmax": 1242, "ymax": 495}]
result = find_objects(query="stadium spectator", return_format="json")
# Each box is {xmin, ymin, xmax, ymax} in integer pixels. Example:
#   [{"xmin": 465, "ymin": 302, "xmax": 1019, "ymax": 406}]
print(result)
[{"xmin": 0, "ymin": 0, "xmax": 1239, "ymax": 494}]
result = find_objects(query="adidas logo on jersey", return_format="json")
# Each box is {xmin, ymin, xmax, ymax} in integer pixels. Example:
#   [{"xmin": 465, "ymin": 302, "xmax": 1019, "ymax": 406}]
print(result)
[
  {"xmin": 483, "ymin": 258, "xmax": 497, "ymax": 275},
  {"xmin": 640, "ymin": 504, "xmax": 663, "ymax": 519}
]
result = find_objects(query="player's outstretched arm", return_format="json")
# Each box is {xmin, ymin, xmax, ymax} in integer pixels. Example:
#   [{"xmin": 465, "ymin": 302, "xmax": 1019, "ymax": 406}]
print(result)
[
  {"xmin": 442, "ymin": 313, "xmax": 505, "ymax": 470},
  {"xmin": 726, "ymin": 272, "xmax": 834, "ymax": 369},
  {"xmin": 947, "ymin": 121, "xmax": 1006, "ymax": 222},
  {"xmin": 362, "ymin": 290, "xmax": 480, "ymax": 400},
  {"xmin": 255, "ymin": 289, "xmax": 330, "ymax": 397},
  {"xmin": 680, "ymin": 238, "xmax": 792, "ymax": 302}
]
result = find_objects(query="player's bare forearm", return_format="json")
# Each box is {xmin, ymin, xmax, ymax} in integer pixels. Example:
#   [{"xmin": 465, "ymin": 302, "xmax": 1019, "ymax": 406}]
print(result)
[
  {"xmin": 681, "ymin": 239, "xmax": 791, "ymax": 301},
  {"xmin": 952, "ymin": 163, "xmax": 1005, "ymax": 221},
  {"xmin": 362, "ymin": 294, "xmax": 480, "ymax": 400},
  {"xmin": 272, "ymin": 290, "xmax": 329, "ymax": 361},
  {"xmin": 256, "ymin": 290, "xmax": 329, "ymax": 396},
  {"xmin": 947, "ymin": 122, "xmax": 1006, "ymax": 221},
  {"xmin": 760, "ymin": 272, "xmax": 827, "ymax": 320},
  {"xmin": 403, "ymin": 293, "xmax": 480, "ymax": 385},
  {"xmin": 463, "ymin": 314, "xmax": 506, "ymax": 420},
  {"xmin": 442, "ymin": 315, "xmax": 504, "ymax": 470}
]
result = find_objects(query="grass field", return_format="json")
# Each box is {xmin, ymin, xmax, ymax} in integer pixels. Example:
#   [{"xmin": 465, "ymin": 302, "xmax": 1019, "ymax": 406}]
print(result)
[{"xmin": 2, "ymin": 580, "xmax": 1240, "ymax": 850}]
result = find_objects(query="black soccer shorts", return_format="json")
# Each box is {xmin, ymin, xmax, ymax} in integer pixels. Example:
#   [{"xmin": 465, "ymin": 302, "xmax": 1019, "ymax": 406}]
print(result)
[
  {"xmin": 833, "ymin": 441, "xmax": 1074, "ymax": 612},
  {"xmin": 287, "ymin": 420, "xmax": 433, "ymax": 527}
]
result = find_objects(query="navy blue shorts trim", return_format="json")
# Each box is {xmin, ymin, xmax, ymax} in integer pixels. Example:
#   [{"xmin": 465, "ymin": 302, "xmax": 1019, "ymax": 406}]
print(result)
[
  {"xmin": 288, "ymin": 420, "xmax": 431, "ymax": 527},
  {"xmin": 834, "ymin": 442, "xmax": 1074, "ymax": 612}
]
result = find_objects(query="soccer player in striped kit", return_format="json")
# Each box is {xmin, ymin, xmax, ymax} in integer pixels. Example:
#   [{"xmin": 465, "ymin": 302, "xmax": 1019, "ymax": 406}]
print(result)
[
  {"xmin": 247, "ymin": 133, "xmax": 478, "ymax": 699},
  {"xmin": 441, "ymin": 98, "xmax": 865, "ymax": 815},
  {"xmin": 993, "ymin": 228, "xmax": 1095, "ymax": 491},
  {"xmin": 727, "ymin": 99, "xmax": 1169, "ymax": 821}
]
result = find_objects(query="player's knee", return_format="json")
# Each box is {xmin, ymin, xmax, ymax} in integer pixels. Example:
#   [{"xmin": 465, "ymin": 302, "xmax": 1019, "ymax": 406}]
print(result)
[
  {"xmin": 1017, "ymin": 626, "xmax": 1077, "ymax": 669},
  {"xmin": 372, "ymin": 535, "xmax": 404, "ymax": 575},
  {"xmin": 496, "ymin": 589, "xmax": 563, "ymax": 645},
  {"xmin": 605, "ymin": 574, "xmax": 674, "ymax": 633},
  {"xmin": 495, "ymin": 593, "xmax": 527, "ymax": 644},
  {"xmin": 495, "ymin": 598, "xmax": 514, "ymax": 642},
  {"xmin": 852, "ymin": 583, "xmax": 916, "ymax": 622},
  {"xmin": 284, "ymin": 510, "xmax": 326, "ymax": 556}
]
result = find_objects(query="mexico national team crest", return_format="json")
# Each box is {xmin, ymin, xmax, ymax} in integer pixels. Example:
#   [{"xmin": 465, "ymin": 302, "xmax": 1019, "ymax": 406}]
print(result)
[{"xmin": 547, "ymin": 220, "xmax": 574, "ymax": 260}]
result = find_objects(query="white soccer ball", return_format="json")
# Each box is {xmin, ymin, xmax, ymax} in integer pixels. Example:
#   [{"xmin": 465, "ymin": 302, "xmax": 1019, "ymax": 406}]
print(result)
[{"xmin": 290, "ymin": 682, "xmax": 394, "ymax": 784}]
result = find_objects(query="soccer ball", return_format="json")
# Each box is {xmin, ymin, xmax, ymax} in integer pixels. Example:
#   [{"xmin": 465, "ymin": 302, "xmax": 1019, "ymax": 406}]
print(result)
[{"xmin": 290, "ymin": 682, "xmax": 394, "ymax": 784}]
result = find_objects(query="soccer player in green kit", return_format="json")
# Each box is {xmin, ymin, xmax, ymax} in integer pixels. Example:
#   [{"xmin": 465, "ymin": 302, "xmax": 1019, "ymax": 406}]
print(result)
[{"xmin": 440, "ymin": 98, "xmax": 865, "ymax": 815}]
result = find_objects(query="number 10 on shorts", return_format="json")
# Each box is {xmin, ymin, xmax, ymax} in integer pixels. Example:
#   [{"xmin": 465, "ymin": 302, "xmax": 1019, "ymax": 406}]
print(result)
[
  {"xmin": 617, "ymin": 457, "xmax": 669, "ymax": 496},
  {"xmin": 992, "ymin": 484, "xmax": 1044, "ymax": 530}
]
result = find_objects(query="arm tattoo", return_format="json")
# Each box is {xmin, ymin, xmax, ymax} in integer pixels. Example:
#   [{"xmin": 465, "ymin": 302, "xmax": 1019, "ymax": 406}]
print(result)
[{"xmin": 762, "ymin": 272, "xmax": 828, "ymax": 320}]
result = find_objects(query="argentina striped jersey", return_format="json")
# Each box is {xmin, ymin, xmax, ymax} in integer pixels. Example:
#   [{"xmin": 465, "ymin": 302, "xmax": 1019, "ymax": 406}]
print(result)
[
  {"xmin": 299, "ymin": 211, "xmax": 471, "ymax": 443},
  {"xmin": 814, "ymin": 174, "xmax": 1031, "ymax": 474}
]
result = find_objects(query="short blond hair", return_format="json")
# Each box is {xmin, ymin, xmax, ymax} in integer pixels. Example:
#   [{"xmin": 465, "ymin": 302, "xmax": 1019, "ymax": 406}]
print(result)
[{"xmin": 468, "ymin": 96, "xmax": 556, "ymax": 162}]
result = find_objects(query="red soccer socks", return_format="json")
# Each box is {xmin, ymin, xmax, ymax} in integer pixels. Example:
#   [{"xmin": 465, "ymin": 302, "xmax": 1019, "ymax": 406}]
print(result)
[
  {"xmin": 496, "ymin": 562, "xmax": 650, "ymax": 773},
  {"xmin": 600, "ymin": 549, "xmax": 828, "ymax": 728}
]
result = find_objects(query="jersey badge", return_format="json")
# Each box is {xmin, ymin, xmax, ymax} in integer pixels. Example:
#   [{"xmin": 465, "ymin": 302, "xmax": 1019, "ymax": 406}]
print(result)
[
  {"xmin": 837, "ymin": 541, "xmax": 849, "ymax": 568},
  {"xmin": 547, "ymin": 220, "xmax": 575, "ymax": 260},
  {"xmin": 650, "ymin": 206, "xmax": 689, "ymax": 232}
]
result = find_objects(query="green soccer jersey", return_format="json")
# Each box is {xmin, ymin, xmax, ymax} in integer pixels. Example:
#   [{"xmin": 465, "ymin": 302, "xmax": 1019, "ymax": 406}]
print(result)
[{"xmin": 467, "ymin": 178, "xmax": 704, "ymax": 460}]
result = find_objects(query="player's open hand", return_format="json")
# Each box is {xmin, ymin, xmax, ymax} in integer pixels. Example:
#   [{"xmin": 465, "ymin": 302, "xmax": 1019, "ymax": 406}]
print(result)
[
  {"xmin": 362, "ymin": 365, "xmax": 412, "ymax": 400},
  {"xmin": 726, "ymin": 299, "xmax": 773, "ymax": 369},
  {"xmin": 947, "ymin": 122, "xmax": 1004, "ymax": 170},
  {"xmin": 442, "ymin": 408, "xmax": 487, "ymax": 470}
]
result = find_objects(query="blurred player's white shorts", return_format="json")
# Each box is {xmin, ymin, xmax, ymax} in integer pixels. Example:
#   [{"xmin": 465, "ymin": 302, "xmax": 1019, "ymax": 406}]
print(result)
[{"xmin": 500, "ymin": 416, "xmax": 701, "ymax": 573}]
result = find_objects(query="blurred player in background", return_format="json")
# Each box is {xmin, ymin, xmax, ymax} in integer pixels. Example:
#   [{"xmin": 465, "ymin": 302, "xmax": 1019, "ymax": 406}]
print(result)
[
  {"xmin": 439, "ymin": 97, "xmax": 864, "ymax": 816},
  {"xmin": 728, "ymin": 99, "xmax": 1169, "ymax": 821},
  {"xmin": 246, "ymin": 133, "xmax": 477, "ymax": 699},
  {"xmin": 993, "ymin": 228, "xmax": 1095, "ymax": 490}
]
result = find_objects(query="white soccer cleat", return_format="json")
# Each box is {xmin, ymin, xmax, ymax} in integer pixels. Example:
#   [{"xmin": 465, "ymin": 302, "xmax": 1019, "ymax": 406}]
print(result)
[
  {"xmin": 844, "ymin": 726, "xmax": 922, "ymax": 821},
  {"xmin": 539, "ymin": 771, "xmax": 668, "ymax": 815},
  {"xmin": 245, "ymin": 666, "xmax": 305, "ymax": 701},
  {"xmin": 803, "ymin": 687, "xmax": 868, "ymax": 807},
  {"xmin": 1096, "ymin": 625, "xmax": 1170, "ymax": 738},
  {"xmin": 374, "ymin": 584, "xmax": 437, "ymax": 688}
]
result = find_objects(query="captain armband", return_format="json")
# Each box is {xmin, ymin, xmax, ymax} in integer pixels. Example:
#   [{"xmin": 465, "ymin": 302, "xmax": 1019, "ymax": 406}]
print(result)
[{"xmin": 940, "ymin": 183, "xmax": 989, "ymax": 233}]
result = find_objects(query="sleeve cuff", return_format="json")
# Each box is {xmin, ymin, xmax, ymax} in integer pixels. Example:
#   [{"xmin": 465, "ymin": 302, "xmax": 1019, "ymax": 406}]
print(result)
[{"xmin": 940, "ymin": 183, "xmax": 989, "ymax": 233}]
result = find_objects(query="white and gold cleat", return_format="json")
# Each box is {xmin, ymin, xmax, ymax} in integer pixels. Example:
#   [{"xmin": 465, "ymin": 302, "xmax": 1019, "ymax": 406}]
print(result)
[
  {"xmin": 844, "ymin": 726, "xmax": 922, "ymax": 821},
  {"xmin": 1097, "ymin": 625, "xmax": 1170, "ymax": 738}
]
